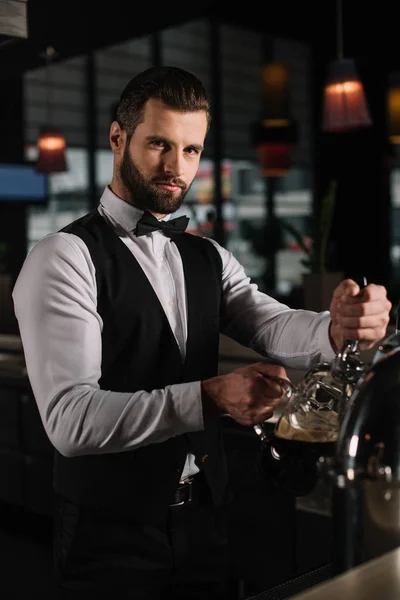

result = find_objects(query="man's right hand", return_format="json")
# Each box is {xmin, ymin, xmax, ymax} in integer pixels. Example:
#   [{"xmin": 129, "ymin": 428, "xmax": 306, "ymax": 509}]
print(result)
[{"xmin": 201, "ymin": 362, "xmax": 291, "ymax": 426}]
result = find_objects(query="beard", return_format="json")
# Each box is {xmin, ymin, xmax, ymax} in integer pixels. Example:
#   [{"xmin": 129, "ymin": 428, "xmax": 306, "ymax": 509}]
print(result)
[{"xmin": 118, "ymin": 147, "xmax": 191, "ymax": 215}]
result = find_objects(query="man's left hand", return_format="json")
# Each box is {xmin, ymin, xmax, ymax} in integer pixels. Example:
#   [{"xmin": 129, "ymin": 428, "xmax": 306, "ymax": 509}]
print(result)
[{"xmin": 329, "ymin": 279, "xmax": 392, "ymax": 352}]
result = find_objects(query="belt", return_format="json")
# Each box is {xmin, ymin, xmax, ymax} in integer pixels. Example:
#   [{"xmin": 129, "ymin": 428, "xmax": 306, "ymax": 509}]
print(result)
[{"xmin": 170, "ymin": 475, "xmax": 203, "ymax": 507}]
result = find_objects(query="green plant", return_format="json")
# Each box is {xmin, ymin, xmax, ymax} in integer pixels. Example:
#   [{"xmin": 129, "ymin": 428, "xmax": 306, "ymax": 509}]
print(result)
[
  {"xmin": 278, "ymin": 180, "xmax": 338, "ymax": 274},
  {"xmin": 240, "ymin": 178, "xmax": 338, "ymax": 288}
]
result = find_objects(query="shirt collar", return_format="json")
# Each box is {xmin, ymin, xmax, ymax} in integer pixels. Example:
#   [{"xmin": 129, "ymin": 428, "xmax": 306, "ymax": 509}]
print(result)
[{"xmin": 98, "ymin": 186, "xmax": 172, "ymax": 233}]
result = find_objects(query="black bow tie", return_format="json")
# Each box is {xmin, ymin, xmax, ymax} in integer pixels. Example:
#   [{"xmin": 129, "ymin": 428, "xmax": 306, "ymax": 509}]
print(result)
[{"xmin": 135, "ymin": 211, "xmax": 189, "ymax": 238}]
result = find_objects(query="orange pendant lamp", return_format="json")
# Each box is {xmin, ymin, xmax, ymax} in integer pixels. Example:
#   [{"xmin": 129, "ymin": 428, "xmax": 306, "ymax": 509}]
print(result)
[
  {"xmin": 36, "ymin": 47, "xmax": 67, "ymax": 173},
  {"xmin": 36, "ymin": 127, "xmax": 67, "ymax": 172},
  {"xmin": 322, "ymin": 0, "xmax": 371, "ymax": 133},
  {"xmin": 388, "ymin": 85, "xmax": 400, "ymax": 145}
]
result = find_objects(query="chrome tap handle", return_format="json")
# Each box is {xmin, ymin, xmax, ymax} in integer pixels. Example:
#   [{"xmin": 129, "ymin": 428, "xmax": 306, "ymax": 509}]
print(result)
[
  {"xmin": 341, "ymin": 276, "xmax": 367, "ymax": 353},
  {"xmin": 331, "ymin": 276, "xmax": 367, "ymax": 384}
]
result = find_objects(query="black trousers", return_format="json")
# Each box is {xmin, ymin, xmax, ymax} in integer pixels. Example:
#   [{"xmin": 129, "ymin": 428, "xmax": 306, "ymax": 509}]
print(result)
[{"xmin": 53, "ymin": 480, "xmax": 229, "ymax": 599}]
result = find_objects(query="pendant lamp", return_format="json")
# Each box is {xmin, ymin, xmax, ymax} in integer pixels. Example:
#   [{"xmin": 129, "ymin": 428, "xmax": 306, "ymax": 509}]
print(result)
[
  {"xmin": 36, "ymin": 46, "xmax": 67, "ymax": 173},
  {"xmin": 388, "ymin": 85, "xmax": 400, "ymax": 144},
  {"xmin": 252, "ymin": 62, "xmax": 298, "ymax": 177},
  {"xmin": 0, "ymin": 0, "xmax": 27, "ymax": 47},
  {"xmin": 322, "ymin": 0, "xmax": 371, "ymax": 132},
  {"xmin": 36, "ymin": 127, "xmax": 67, "ymax": 172}
]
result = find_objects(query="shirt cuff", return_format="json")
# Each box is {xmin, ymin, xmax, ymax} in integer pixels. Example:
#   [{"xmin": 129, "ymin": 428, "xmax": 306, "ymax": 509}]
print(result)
[
  {"xmin": 317, "ymin": 311, "xmax": 336, "ymax": 362},
  {"xmin": 167, "ymin": 380, "xmax": 204, "ymax": 434}
]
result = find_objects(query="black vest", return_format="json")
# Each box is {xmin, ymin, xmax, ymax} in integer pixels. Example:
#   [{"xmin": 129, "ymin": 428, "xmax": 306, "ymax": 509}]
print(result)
[{"xmin": 53, "ymin": 210, "xmax": 228, "ymax": 519}]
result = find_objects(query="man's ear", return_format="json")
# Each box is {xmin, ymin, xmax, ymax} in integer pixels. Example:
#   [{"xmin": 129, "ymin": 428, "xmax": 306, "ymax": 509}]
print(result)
[{"xmin": 109, "ymin": 121, "xmax": 126, "ymax": 155}]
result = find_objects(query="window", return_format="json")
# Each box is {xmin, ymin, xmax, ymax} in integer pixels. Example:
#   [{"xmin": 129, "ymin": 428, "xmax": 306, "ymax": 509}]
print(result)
[{"xmin": 25, "ymin": 146, "xmax": 90, "ymax": 251}]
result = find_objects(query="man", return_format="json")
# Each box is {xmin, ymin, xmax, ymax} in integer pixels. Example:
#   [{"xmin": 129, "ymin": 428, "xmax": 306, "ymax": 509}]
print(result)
[{"xmin": 13, "ymin": 66, "xmax": 391, "ymax": 599}]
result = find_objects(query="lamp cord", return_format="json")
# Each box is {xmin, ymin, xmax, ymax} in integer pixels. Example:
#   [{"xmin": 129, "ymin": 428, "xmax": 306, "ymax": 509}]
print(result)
[
  {"xmin": 337, "ymin": 0, "xmax": 344, "ymax": 59},
  {"xmin": 44, "ymin": 46, "xmax": 55, "ymax": 126}
]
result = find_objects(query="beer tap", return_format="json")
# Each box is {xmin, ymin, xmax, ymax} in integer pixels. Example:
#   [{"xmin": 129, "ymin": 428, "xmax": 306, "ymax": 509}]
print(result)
[
  {"xmin": 330, "ymin": 276, "xmax": 368, "ymax": 419},
  {"xmin": 331, "ymin": 276, "xmax": 367, "ymax": 380},
  {"xmin": 330, "ymin": 338, "xmax": 400, "ymax": 573}
]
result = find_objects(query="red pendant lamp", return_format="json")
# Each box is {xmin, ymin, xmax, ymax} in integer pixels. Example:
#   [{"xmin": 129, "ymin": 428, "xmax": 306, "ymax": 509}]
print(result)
[
  {"xmin": 36, "ymin": 47, "xmax": 68, "ymax": 173},
  {"xmin": 252, "ymin": 62, "xmax": 298, "ymax": 177},
  {"xmin": 322, "ymin": 0, "xmax": 371, "ymax": 133}
]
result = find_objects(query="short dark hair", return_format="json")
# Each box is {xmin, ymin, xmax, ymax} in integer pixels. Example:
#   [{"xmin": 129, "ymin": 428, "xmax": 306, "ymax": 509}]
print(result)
[{"xmin": 116, "ymin": 66, "xmax": 211, "ymax": 141}]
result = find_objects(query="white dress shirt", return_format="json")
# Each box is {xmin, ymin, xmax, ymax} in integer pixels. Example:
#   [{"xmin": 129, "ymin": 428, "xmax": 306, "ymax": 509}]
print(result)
[{"xmin": 12, "ymin": 187, "xmax": 335, "ymax": 479}]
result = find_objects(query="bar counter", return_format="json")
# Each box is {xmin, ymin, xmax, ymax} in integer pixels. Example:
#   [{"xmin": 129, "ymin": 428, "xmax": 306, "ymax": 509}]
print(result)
[{"xmin": 289, "ymin": 547, "xmax": 400, "ymax": 600}]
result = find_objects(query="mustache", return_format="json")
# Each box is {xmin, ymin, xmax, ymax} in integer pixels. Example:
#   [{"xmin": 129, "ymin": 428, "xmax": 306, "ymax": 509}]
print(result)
[{"xmin": 152, "ymin": 178, "xmax": 186, "ymax": 190}]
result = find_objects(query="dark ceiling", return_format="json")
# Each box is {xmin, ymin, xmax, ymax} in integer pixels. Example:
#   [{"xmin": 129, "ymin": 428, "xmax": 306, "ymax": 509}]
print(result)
[{"xmin": 0, "ymin": 0, "xmax": 398, "ymax": 79}]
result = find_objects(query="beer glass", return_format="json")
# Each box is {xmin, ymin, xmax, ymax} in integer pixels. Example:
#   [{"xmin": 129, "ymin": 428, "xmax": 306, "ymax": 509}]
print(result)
[{"xmin": 255, "ymin": 363, "xmax": 346, "ymax": 496}]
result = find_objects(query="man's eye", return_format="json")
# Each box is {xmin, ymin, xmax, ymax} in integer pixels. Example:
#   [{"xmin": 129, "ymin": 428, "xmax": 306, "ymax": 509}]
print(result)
[{"xmin": 150, "ymin": 140, "xmax": 165, "ymax": 147}]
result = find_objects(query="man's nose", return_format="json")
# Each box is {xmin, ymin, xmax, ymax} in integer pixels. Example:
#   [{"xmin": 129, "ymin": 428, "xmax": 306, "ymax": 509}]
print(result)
[{"xmin": 163, "ymin": 150, "xmax": 184, "ymax": 177}]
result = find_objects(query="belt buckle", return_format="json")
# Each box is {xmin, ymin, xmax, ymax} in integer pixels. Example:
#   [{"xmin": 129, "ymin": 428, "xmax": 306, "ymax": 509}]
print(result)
[{"xmin": 170, "ymin": 477, "xmax": 194, "ymax": 507}]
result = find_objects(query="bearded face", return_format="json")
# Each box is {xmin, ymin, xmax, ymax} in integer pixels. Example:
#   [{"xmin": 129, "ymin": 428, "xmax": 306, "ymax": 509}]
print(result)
[
  {"xmin": 113, "ymin": 99, "xmax": 207, "ymax": 214},
  {"xmin": 118, "ymin": 145, "xmax": 192, "ymax": 215}
]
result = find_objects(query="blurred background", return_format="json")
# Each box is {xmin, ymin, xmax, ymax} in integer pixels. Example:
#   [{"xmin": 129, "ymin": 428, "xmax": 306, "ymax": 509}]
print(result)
[{"xmin": 0, "ymin": 1, "xmax": 399, "ymax": 598}]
